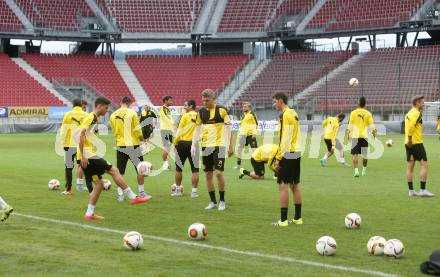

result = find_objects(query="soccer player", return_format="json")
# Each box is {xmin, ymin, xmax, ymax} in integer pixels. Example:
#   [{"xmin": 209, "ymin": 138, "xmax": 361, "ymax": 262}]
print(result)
[
  {"xmin": 109, "ymin": 96, "xmax": 151, "ymax": 203},
  {"xmin": 191, "ymin": 89, "xmax": 233, "ymax": 211},
  {"xmin": 437, "ymin": 115, "xmax": 440, "ymax": 139},
  {"xmin": 235, "ymin": 102, "xmax": 258, "ymax": 169},
  {"xmin": 0, "ymin": 196, "xmax": 13, "ymax": 222},
  {"xmin": 405, "ymin": 96, "xmax": 435, "ymax": 197},
  {"xmin": 173, "ymin": 99, "xmax": 199, "ymax": 198},
  {"xmin": 60, "ymin": 98, "xmax": 89, "ymax": 195},
  {"xmin": 160, "ymin": 96, "xmax": 174, "ymax": 170},
  {"xmin": 239, "ymin": 144, "xmax": 278, "ymax": 180},
  {"xmin": 346, "ymin": 97, "xmax": 376, "ymax": 177},
  {"xmin": 79, "ymin": 97, "xmax": 149, "ymax": 220},
  {"xmin": 140, "ymin": 105, "xmax": 157, "ymax": 151},
  {"xmin": 272, "ymin": 92, "xmax": 303, "ymax": 227},
  {"xmin": 320, "ymin": 113, "xmax": 349, "ymax": 167}
]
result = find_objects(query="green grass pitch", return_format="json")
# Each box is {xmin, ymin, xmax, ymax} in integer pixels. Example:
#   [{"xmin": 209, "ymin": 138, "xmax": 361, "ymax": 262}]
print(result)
[{"xmin": 0, "ymin": 133, "xmax": 439, "ymax": 276}]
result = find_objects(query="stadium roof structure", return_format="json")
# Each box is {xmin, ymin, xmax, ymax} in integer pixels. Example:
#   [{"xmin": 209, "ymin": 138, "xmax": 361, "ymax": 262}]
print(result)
[{"xmin": 0, "ymin": 0, "xmax": 439, "ymax": 44}]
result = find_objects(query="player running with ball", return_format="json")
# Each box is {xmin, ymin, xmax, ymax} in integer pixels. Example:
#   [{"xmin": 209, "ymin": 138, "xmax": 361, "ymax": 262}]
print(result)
[
  {"xmin": 405, "ymin": 96, "xmax": 435, "ymax": 197},
  {"xmin": 272, "ymin": 92, "xmax": 303, "ymax": 227},
  {"xmin": 79, "ymin": 97, "xmax": 149, "ymax": 220}
]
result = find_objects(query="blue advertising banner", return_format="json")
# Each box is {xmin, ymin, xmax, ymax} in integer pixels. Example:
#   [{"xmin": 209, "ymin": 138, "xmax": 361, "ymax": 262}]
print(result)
[
  {"xmin": 0, "ymin": 107, "xmax": 7, "ymax": 118},
  {"xmin": 49, "ymin": 106, "xmax": 71, "ymax": 120}
]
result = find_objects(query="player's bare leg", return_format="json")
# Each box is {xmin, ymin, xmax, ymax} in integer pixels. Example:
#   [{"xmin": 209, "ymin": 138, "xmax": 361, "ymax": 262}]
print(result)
[
  {"xmin": 239, "ymin": 168, "xmax": 264, "ymax": 180},
  {"xmin": 320, "ymin": 148, "xmax": 334, "ymax": 167},
  {"xmin": 406, "ymin": 160, "xmax": 417, "ymax": 196},
  {"xmin": 352, "ymin": 154, "xmax": 359, "ymax": 177},
  {"xmin": 84, "ymin": 179, "xmax": 105, "ymax": 220},
  {"xmin": 137, "ymin": 174, "xmax": 149, "ymax": 197},
  {"xmin": 76, "ymin": 167, "xmax": 87, "ymax": 191},
  {"xmin": 191, "ymin": 172, "xmax": 199, "ymax": 198},
  {"xmin": 272, "ymin": 183, "xmax": 290, "ymax": 226},
  {"xmin": 174, "ymin": 170, "xmax": 184, "ymax": 197},
  {"xmin": 419, "ymin": 161, "xmax": 434, "ymax": 197},
  {"xmin": 215, "ymin": 170, "xmax": 226, "ymax": 211},
  {"xmin": 205, "ymin": 171, "xmax": 217, "ymax": 209}
]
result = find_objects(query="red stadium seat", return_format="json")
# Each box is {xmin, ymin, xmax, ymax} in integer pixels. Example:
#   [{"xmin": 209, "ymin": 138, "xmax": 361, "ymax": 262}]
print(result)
[{"xmin": 0, "ymin": 1, "xmax": 23, "ymax": 32}]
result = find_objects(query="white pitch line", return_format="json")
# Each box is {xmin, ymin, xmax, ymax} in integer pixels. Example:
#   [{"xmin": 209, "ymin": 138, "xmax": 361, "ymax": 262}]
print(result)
[{"xmin": 15, "ymin": 213, "xmax": 399, "ymax": 277}]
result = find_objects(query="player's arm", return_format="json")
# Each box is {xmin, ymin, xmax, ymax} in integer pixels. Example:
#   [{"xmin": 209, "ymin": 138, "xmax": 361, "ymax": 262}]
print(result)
[
  {"xmin": 252, "ymin": 113, "xmax": 258, "ymax": 137},
  {"xmin": 223, "ymin": 109, "xmax": 234, "ymax": 157},
  {"xmin": 191, "ymin": 114, "xmax": 202, "ymax": 156},
  {"xmin": 406, "ymin": 112, "xmax": 418, "ymax": 147},
  {"xmin": 345, "ymin": 112, "xmax": 354, "ymax": 141},
  {"xmin": 276, "ymin": 113, "xmax": 293, "ymax": 161},
  {"xmin": 173, "ymin": 114, "xmax": 186, "ymax": 146},
  {"xmin": 79, "ymin": 128, "xmax": 88, "ymax": 168},
  {"xmin": 59, "ymin": 114, "xmax": 69, "ymax": 145},
  {"xmin": 109, "ymin": 113, "xmax": 116, "ymax": 135},
  {"xmin": 132, "ymin": 113, "xmax": 144, "ymax": 143},
  {"xmin": 322, "ymin": 118, "xmax": 328, "ymax": 129},
  {"xmin": 368, "ymin": 113, "xmax": 377, "ymax": 138}
]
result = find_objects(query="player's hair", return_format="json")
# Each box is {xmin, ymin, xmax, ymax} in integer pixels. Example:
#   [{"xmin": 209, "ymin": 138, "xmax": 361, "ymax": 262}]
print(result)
[
  {"xmin": 81, "ymin": 100, "xmax": 88, "ymax": 106},
  {"xmin": 201, "ymin": 89, "xmax": 216, "ymax": 99},
  {"xmin": 72, "ymin": 98, "xmax": 82, "ymax": 107},
  {"xmin": 412, "ymin": 95, "xmax": 424, "ymax": 106},
  {"xmin": 121, "ymin": 96, "xmax": 132, "ymax": 105},
  {"xmin": 162, "ymin": 95, "xmax": 172, "ymax": 102},
  {"xmin": 272, "ymin": 92, "xmax": 288, "ymax": 104},
  {"xmin": 95, "ymin": 97, "xmax": 111, "ymax": 107},
  {"xmin": 337, "ymin": 113, "xmax": 345, "ymax": 121},
  {"xmin": 186, "ymin": 99, "xmax": 196, "ymax": 110},
  {"xmin": 359, "ymin": 96, "xmax": 366, "ymax": 108}
]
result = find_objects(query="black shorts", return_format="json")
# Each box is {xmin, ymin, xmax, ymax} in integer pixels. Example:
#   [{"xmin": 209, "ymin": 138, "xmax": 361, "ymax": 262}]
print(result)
[
  {"xmin": 324, "ymin": 139, "xmax": 343, "ymax": 152},
  {"xmin": 161, "ymin": 130, "xmax": 174, "ymax": 148},
  {"xmin": 175, "ymin": 141, "xmax": 199, "ymax": 173},
  {"xmin": 142, "ymin": 125, "xmax": 154, "ymax": 140},
  {"xmin": 202, "ymin": 146, "xmax": 225, "ymax": 172},
  {"xmin": 277, "ymin": 152, "xmax": 301, "ymax": 185},
  {"xmin": 406, "ymin": 144, "xmax": 428, "ymax": 162},
  {"xmin": 64, "ymin": 147, "xmax": 80, "ymax": 168},
  {"xmin": 238, "ymin": 135, "xmax": 258, "ymax": 149},
  {"xmin": 81, "ymin": 156, "xmax": 113, "ymax": 182},
  {"xmin": 351, "ymin": 138, "xmax": 368, "ymax": 155},
  {"xmin": 251, "ymin": 158, "xmax": 265, "ymax": 176},
  {"xmin": 116, "ymin": 145, "xmax": 144, "ymax": 175}
]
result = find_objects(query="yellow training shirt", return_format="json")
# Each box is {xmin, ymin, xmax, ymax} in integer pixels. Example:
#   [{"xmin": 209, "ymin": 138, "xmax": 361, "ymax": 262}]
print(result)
[
  {"xmin": 239, "ymin": 111, "xmax": 258, "ymax": 136},
  {"xmin": 437, "ymin": 119, "xmax": 440, "ymax": 131},
  {"xmin": 174, "ymin": 110, "xmax": 197, "ymax": 145},
  {"xmin": 348, "ymin": 108, "xmax": 375, "ymax": 139},
  {"xmin": 196, "ymin": 105, "xmax": 231, "ymax": 147},
  {"xmin": 252, "ymin": 144, "xmax": 279, "ymax": 171},
  {"xmin": 61, "ymin": 106, "xmax": 88, "ymax": 148},
  {"xmin": 275, "ymin": 106, "xmax": 301, "ymax": 160},
  {"xmin": 160, "ymin": 105, "xmax": 174, "ymax": 131},
  {"xmin": 109, "ymin": 107, "xmax": 143, "ymax": 147},
  {"xmin": 405, "ymin": 107, "xmax": 423, "ymax": 144},
  {"xmin": 79, "ymin": 112, "xmax": 99, "ymax": 158},
  {"xmin": 322, "ymin": 116, "xmax": 339, "ymax": 143}
]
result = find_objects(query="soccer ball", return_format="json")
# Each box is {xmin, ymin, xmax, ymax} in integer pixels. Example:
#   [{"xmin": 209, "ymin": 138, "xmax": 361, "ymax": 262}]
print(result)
[
  {"xmin": 123, "ymin": 231, "xmax": 143, "ymax": 251},
  {"xmin": 367, "ymin": 236, "xmax": 387, "ymax": 256},
  {"xmin": 170, "ymin": 184, "xmax": 183, "ymax": 194},
  {"xmin": 316, "ymin": 236, "xmax": 337, "ymax": 256},
  {"xmin": 102, "ymin": 179, "xmax": 111, "ymax": 190},
  {"xmin": 349, "ymin": 78, "xmax": 359, "ymax": 87},
  {"xmin": 386, "ymin": 139, "xmax": 393, "ymax": 147},
  {"xmin": 345, "ymin": 213, "xmax": 362, "ymax": 229},
  {"xmin": 137, "ymin": 161, "xmax": 152, "ymax": 176},
  {"xmin": 48, "ymin": 179, "xmax": 60, "ymax": 190},
  {"xmin": 384, "ymin": 239, "xmax": 405, "ymax": 258},
  {"xmin": 188, "ymin": 223, "xmax": 207, "ymax": 240}
]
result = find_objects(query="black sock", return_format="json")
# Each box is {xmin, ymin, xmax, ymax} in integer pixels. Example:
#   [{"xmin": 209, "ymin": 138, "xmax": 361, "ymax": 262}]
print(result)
[
  {"xmin": 65, "ymin": 167, "xmax": 73, "ymax": 191},
  {"xmin": 209, "ymin": 191, "xmax": 217, "ymax": 204},
  {"xmin": 408, "ymin": 182, "xmax": 414, "ymax": 190},
  {"xmin": 294, "ymin": 204, "xmax": 302, "ymax": 220},
  {"xmin": 237, "ymin": 159, "xmax": 241, "ymax": 166},
  {"xmin": 421, "ymin": 181, "xmax": 426, "ymax": 190},
  {"xmin": 86, "ymin": 180, "xmax": 93, "ymax": 193},
  {"xmin": 219, "ymin": 191, "xmax": 225, "ymax": 202},
  {"xmin": 243, "ymin": 169, "xmax": 251, "ymax": 176},
  {"xmin": 281, "ymin": 208, "xmax": 288, "ymax": 221}
]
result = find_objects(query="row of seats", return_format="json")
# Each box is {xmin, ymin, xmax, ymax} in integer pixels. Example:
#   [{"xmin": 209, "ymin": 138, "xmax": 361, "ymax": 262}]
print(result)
[
  {"xmin": 15, "ymin": 0, "xmax": 93, "ymax": 31},
  {"xmin": 235, "ymin": 51, "xmax": 352, "ymax": 106},
  {"xmin": 0, "ymin": 53, "xmax": 63, "ymax": 106},
  {"xmin": 300, "ymin": 46, "xmax": 440, "ymax": 112},
  {"xmin": 21, "ymin": 53, "xmax": 132, "ymax": 105},
  {"xmin": 307, "ymin": 0, "xmax": 424, "ymax": 31},
  {"xmin": 126, "ymin": 54, "xmax": 251, "ymax": 105},
  {"xmin": 0, "ymin": 2, "xmax": 22, "ymax": 32}
]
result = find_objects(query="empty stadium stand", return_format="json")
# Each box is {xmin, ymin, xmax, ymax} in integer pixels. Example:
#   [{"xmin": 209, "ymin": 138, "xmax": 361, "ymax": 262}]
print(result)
[
  {"xmin": 276, "ymin": 0, "xmax": 316, "ymax": 17},
  {"xmin": 21, "ymin": 53, "xmax": 133, "ymax": 105},
  {"xmin": 126, "ymin": 54, "xmax": 251, "ymax": 105},
  {"xmin": 101, "ymin": 0, "xmax": 203, "ymax": 32},
  {"xmin": 15, "ymin": 0, "xmax": 94, "ymax": 31},
  {"xmin": 0, "ymin": 1, "xmax": 22, "ymax": 32},
  {"xmin": 306, "ymin": 0, "xmax": 424, "ymax": 31},
  {"xmin": 218, "ymin": 0, "xmax": 277, "ymax": 32},
  {"xmin": 0, "ymin": 53, "xmax": 63, "ymax": 106},
  {"xmin": 300, "ymin": 46, "xmax": 440, "ymax": 113},
  {"xmin": 235, "ymin": 51, "xmax": 352, "ymax": 106}
]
